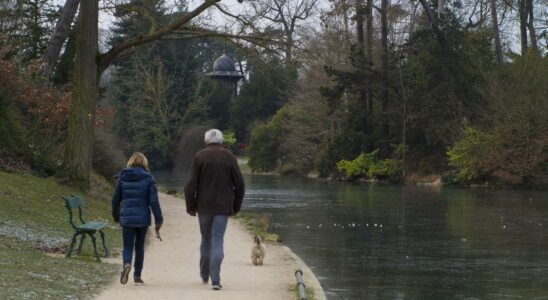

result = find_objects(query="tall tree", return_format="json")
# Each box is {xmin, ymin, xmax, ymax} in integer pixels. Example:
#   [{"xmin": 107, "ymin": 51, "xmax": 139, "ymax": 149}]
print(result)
[
  {"xmin": 64, "ymin": 0, "xmax": 98, "ymax": 184},
  {"xmin": 525, "ymin": 0, "xmax": 538, "ymax": 53},
  {"xmin": 489, "ymin": 0, "xmax": 503, "ymax": 64},
  {"xmin": 518, "ymin": 0, "xmax": 528, "ymax": 54},
  {"xmin": 249, "ymin": 0, "xmax": 318, "ymax": 65},
  {"xmin": 365, "ymin": 0, "xmax": 373, "ymax": 119},
  {"xmin": 380, "ymin": 0, "xmax": 389, "ymax": 138}
]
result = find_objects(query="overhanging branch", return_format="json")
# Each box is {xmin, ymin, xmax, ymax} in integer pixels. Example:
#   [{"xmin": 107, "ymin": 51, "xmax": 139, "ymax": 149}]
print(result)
[{"xmin": 98, "ymin": 0, "xmax": 221, "ymax": 73}]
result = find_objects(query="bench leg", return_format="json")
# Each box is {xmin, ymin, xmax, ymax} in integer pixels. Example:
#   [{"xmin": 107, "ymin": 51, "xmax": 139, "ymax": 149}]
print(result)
[
  {"xmin": 89, "ymin": 233, "xmax": 101, "ymax": 262},
  {"xmin": 99, "ymin": 230, "xmax": 109, "ymax": 257},
  {"xmin": 76, "ymin": 234, "xmax": 86, "ymax": 255},
  {"xmin": 66, "ymin": 232, "xmax": 79, "ymax": 258}
]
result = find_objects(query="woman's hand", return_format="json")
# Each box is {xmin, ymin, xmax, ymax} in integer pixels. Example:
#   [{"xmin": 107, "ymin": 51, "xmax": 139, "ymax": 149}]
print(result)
[{"xmin": 155, "ymin": 223, "xmax": 163, "ymax": 241}]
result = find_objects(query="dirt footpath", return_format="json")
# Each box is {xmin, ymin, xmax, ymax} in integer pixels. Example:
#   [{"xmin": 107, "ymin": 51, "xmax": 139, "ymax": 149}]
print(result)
[{"xmin": 94, "ymin": 193, "xmax": 325, "ymax": 300}]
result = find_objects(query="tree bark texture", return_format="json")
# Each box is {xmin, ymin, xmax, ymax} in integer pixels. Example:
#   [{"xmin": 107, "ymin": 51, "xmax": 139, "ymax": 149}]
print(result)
[
  {"xmin": 490, "ymin": 0, "xmax": 503, "ymax": 64},
  {"xmin": 365, "ymin": 0, "xmax": 373, "ymax": 121},
  {"xmin": 65, "ymin": 0, "xmax": 98, "ymax": 186},
  {"xmin": 381, "ymin": 0, "xmax": 389, "ymax": 139},
  {"xmin": 43, "ymin": 0, "xmax": 80, "ymax": 77},
  {"xmin": 518, "ymin": 0, "xmax": 528, "ymax": 55},
  {"xmin": 438, "ymin": 0, "xmax": 444, "ymax": 17},
  {"xmin": 355, "ymin": 0, "xmax": 365, "ymax": 48},
  {"xmin": 286, "ymin": 34, "xmax": 293, "ymax": 65},
  {"xmin": 526, "ymin": 0, "xmax": 538, "ymax": 52},
  {"xmin": 355, "ymin": 0, "xmax": 367, "ymax": 118}
]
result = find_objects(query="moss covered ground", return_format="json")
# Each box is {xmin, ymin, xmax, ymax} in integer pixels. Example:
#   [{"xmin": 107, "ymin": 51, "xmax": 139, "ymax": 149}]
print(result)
[{"xmin": 0, "ymin": 172, "xmax": 121, "ymax": 300}]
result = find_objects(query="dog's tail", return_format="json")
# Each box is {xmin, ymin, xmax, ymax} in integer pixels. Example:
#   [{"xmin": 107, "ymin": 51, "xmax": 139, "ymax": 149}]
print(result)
[{"xmin": 254, "ymin": 235, "xmax": 261, "ymax": 245}]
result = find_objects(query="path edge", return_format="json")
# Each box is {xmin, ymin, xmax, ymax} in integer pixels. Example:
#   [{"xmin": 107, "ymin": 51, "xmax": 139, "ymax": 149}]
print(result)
[
  {"xmin": 282, "ymin": 245, "xmax": 327, "ymax": 300},
  {"xmin": 232, "ymin": 218, "xmax": 327, "ymax": 300}
]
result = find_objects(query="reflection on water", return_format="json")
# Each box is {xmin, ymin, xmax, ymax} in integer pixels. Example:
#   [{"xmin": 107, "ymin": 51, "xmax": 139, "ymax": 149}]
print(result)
[{"xmin": 156, "ymin": 171, "xmax": 548, "ymax": 300}]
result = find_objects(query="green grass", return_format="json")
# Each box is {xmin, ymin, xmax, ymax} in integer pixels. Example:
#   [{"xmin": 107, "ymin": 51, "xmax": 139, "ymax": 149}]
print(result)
[
  {"xmin": 0, "ymin": 171, "xmax": 122, "ymax": 300},
  {"xmin": 232, "ymin": 213, "xmax": 279, "ymax": 243},
  {"xmin": 288, "ymin": 284, "xmax": 315, "ymax": 300}
]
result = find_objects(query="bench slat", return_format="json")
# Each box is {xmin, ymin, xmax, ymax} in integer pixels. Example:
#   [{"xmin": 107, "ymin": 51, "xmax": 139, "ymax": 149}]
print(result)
[{"xmin": 76, "ymin": 222, "xmax": 106, "ymax": 231}]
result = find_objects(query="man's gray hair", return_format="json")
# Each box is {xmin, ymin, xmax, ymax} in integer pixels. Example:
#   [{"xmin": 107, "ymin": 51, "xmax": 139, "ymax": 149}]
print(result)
[{"xmin": 204, "ymin": 129, "xmax": 224, "ymax": 144}]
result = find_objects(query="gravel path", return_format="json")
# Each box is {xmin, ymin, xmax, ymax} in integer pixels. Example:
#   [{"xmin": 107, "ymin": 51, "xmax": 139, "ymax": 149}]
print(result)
[{"xmin": 94, "ymin": 193, "xmax": 325, "ymax": 300}]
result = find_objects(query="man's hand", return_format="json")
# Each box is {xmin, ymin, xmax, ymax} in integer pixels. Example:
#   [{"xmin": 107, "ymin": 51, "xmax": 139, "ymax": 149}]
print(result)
[{"xmin": 188, "ymin": 211, "xmax": 197, "ymax": 217}]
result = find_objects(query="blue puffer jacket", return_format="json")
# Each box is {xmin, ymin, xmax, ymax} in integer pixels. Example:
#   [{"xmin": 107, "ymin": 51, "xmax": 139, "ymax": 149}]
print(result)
[{"xmin": 111, "ymin": 167, "xmax": 163, "ymax": 227}]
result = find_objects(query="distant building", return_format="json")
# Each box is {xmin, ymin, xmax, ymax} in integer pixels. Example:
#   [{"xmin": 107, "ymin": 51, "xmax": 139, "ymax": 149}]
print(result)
[{"xmin": 205, "ymin": 54, "xmax": 243, "ymax": 99}]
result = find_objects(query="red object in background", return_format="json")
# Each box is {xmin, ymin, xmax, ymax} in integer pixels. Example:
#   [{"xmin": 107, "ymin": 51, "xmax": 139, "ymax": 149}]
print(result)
[{"xmin": 238, "ymin": 143, "xmax": 247, "ymax": 149}]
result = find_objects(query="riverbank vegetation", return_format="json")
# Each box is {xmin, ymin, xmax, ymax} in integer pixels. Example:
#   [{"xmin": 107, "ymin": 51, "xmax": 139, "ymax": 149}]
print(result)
[
  {"xmin": 243, "ymin": 1, "xmax": 547, "ymax": 188},
  {"xmin": 0, "ymin": 171, "xmax": 121, "ymax": 299}
]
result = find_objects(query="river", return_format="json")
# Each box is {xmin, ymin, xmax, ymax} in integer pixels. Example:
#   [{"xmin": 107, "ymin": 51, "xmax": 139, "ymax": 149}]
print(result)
[{"xmin": 157, "ymin": 171, "xmax": 548, "ymax": 300}]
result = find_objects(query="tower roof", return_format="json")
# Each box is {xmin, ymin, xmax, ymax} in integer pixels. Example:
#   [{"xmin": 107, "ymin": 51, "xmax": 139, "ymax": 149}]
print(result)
[
  {"xmin": 213, "ymin": 54, "xmax": 236, "ymax": 72},
  {"xmin": 206, "ymin": 54, "xmax": 243, "ymax": 79}
]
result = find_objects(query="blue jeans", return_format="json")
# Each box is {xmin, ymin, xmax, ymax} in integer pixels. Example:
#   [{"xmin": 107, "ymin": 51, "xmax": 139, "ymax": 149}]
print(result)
[
  {"xmin": 198, "ymin": 214, "xmax": 229, "ymax": 285},
  {"xmin": 122, "ymin": 226, "xmax": 148, "ymax": 278}
]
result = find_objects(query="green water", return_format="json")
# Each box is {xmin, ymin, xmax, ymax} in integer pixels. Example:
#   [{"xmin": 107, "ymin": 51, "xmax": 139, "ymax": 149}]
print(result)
[{"xmin": 158, "ymin": 172, "xmax": 548, "ymax": 299}]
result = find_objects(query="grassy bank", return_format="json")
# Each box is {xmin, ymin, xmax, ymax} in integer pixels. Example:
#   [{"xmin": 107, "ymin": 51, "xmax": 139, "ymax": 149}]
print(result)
[
  {"xmin": 232, "ymin": 213, "xmax": 279, "ymax": 242},
  {"xmin": 0, "ymin": 172, "xmax": 121, "ymax": 300}
]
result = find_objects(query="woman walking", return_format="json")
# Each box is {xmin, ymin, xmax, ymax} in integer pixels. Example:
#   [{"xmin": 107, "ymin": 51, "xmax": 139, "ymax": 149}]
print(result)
[{"xmin": 112, "ymin": 152, "xmax": 163, "ymax": 285}]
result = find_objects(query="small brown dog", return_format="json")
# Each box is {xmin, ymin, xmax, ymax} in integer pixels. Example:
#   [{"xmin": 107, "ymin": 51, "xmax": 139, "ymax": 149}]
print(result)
[{"xmin": 251, "ymin": 236, "xmax": 266, "ymax": 266}]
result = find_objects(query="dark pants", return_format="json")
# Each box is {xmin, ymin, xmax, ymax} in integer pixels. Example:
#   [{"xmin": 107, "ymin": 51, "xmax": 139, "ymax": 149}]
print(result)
[
  {"xmin": 198, "ymin": 214, "xmax": 229, "ymax": 285},
  {"xmin": 122, "ymin": 226, "xmax": 148, "ymax": 278}
]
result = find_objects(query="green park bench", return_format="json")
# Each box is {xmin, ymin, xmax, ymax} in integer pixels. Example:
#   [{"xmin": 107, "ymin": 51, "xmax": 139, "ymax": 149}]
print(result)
[{"xmin": 62, "ymin": 195, "xmax": 109, "ymax": 262}]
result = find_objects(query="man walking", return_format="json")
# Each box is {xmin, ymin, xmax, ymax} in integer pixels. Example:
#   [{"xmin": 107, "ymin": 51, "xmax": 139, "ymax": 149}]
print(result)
[{"xmin": 184, "ymin": 129, "xmax": 245, "ymax": 290}]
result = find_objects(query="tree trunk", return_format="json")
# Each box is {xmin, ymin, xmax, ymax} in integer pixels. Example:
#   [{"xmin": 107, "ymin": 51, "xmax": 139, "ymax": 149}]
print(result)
[
  {"xmin": 43, "ymin": 0, "xmax": 80, "ymax": 77},
  {"xmin": 490, "ymin": 0, "xmax": 503, "ymax": 64},
  {"xmin": 418, "ymin": 0, "xmax": 447, "ymax": 53},
  {"xmin": 518, "ymin": 0, "xmax": 528, "ymax": 55},
  {"xmin": 65, "ymin": 0, "xmax": 98, "ymax": 187},
  {"xmin": 355, "ymin": 0, "xmax": 365, "ymax": 48},
  {"xmin": 526, "ymin": 0, "xmax": 538, "ymax": 52},
  {"xmin": 381, "ymin": 0, "xmax": 389, "ymax": 140},
  {"xmin": 355, "ymin": 0, "xmax": 367, "ymax": 121},
  {"xmin": 342, "ymin": 0, "xmax": 350, "ymax": 47},
  {"xmin": 365, "ymin": 0, "xmax": 373, "ymax": 121},
  {"xmin": 438, "ymin": 0, "xmax": 444, "ymax": 17},
  {"xmin": 286, "ymin": 34, "xmax": 293, "ymax": 65}
]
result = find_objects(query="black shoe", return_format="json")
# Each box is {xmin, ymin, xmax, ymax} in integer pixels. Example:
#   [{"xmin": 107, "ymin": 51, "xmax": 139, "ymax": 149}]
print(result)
[
  {"xmin": 120, "ymin": 264, "xmax": 131, "ymax": 284},
  {"xmin": 202, "ymin": 278, "xmax": 208, "ymax": 284},
  {"xmin": 212, "ymin": 283, "xmax": 223, "ymax": 290}
]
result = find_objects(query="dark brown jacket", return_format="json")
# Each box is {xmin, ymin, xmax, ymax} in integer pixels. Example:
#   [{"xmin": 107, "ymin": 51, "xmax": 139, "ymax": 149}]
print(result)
[{"xmin": 184, "ymin": 144, "xmax": 245, "ymax": 215}]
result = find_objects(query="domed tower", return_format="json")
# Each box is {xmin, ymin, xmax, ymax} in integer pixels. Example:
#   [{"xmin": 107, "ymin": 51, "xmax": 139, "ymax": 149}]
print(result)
[{"xmin": 206, "ymin": 54, "xmax": 243, "ymax": 99}]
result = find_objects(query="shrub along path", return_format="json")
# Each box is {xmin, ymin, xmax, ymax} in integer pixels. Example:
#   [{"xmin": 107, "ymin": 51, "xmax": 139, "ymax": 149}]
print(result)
[{"xmin": 95, "ymin": 193, "xmax": 325, "ymax": 300}]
